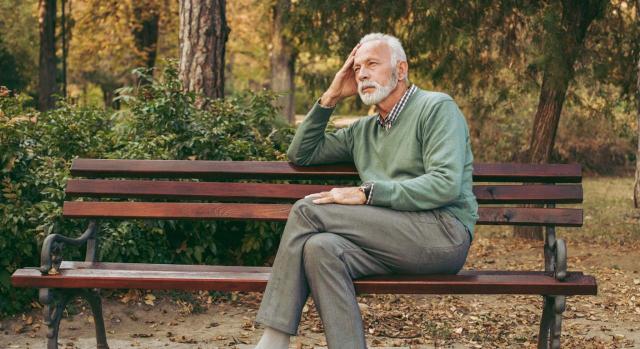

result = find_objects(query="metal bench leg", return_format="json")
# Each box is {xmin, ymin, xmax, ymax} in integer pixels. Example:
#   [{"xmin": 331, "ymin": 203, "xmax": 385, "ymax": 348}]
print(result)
[
  {"xmin": 79, "ymin": 289, "xmax": 110, "ymax": 349},
  {"xmin": 40, "ymin": 289, "xmax": 73, "ymax": 349},
  {"xmin": 39, "ymin": 288, "xmax": 110, "ymax": 349},
  {"xmin": 550, "ymin": 296, "xmax": 566, "ymax": 349},
  {"xmin": 538, "ymin": 296, "xmax": 553, "ymax": 348},
  {"xmin": 537, "ymin": 295, "xmax": 566, "ymax": 349}
]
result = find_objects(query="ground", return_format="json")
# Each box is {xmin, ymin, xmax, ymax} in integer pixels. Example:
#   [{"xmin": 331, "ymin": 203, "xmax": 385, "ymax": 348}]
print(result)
[{"xmin": 1, "ymin": 177, "xmax": 639, "ymax": 348}]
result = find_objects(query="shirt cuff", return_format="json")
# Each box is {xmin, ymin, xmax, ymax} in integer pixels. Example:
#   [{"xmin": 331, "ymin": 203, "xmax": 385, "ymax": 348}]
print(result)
[
  {"xmin": 365, "ymin": 182, "xmax": 374, "ymax": 205},
  {"xmin": 317, "ymin": 97, "xmax": 337, "ymax": 110},
  {"xmin": 368, "ymin": 180, "xmax": 394, "ymax": 207}
]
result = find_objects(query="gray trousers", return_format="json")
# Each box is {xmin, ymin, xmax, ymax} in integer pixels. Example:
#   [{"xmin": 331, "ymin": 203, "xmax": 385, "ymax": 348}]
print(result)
[{"xmin": 254, "ymin": 197, "xmax": 471, "ymax": 349}]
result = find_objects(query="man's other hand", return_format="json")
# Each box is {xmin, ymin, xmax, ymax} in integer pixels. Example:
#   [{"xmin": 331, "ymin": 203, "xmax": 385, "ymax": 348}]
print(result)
[
  {"xmin": 305, "ymin": 187, "xmax": 366, "ymax": 205},
  {"xmin": 320, "ymin": 44, "xmax": 361, "ymax": 107}
]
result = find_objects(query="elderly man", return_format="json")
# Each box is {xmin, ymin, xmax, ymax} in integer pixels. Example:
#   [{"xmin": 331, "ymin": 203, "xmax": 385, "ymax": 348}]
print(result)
[{"xmin": 253, "ymin": 33, "xmax": 478, "ymax": 349}]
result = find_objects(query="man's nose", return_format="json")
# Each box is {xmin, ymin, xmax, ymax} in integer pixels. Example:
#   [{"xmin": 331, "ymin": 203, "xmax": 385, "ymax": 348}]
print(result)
[{"xmin": 357, "ymin": 67, "xmax": 370, "ymax": 81}]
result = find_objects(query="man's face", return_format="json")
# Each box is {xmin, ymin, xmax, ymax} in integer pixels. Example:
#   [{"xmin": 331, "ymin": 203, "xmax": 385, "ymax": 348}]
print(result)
[{"xmin": 353, "ymin": 41, "xmax": 397, "ymax": 105}]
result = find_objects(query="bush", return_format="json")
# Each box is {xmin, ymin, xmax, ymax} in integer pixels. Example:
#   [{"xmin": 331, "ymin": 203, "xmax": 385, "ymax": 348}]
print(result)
[{"xmin": 0, "ymin": 63, "xmax": 299, "ymax": 315}]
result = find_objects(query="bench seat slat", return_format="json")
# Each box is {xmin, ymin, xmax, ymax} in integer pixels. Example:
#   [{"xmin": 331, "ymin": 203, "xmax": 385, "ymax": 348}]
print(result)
[
  {"xmin": 62, "ymin": 201, "xmax": 583, "ymax": 226},
  {"xmin": 10, "ymin": 262, "xmax": 597, "ymax": 295},
  {"xmin": 66, "ymin": 179, "xmax": 583, "ymax": 204},
  {"xmin": 71, "ymin": 159, "xmax": 582, "ymax": 183}
]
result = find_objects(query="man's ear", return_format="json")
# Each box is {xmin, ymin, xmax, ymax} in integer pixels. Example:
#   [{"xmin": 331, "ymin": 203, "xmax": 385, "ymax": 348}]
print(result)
[{"xmin": 397, "ymin": 61, "xmax": 408, "ymax": 81}]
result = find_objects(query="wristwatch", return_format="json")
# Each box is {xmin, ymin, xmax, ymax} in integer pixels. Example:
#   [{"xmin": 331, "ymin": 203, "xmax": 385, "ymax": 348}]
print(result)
[{"xmin": 358, "ymin": 182, "xmax": 373, "ymax": 203}]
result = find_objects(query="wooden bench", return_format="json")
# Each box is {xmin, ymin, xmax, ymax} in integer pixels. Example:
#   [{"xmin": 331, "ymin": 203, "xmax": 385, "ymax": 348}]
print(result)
[{"xmin": 11, "ymin": 158, "xmax": 597, "ymax": 349}]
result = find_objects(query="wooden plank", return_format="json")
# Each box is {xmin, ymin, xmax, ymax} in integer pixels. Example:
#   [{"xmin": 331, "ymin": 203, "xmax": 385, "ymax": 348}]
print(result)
[
  {"xmin": 56, "ymin": 261, "xmax": 273, "ymax": 273},
  {"xmin": 477, "ymin": 207, "xmax": 582, "ymax": 226},
  {"xmin": 473, "ymin": 163, "xmax": 582, "ymax": 183},
  {"xmin": 71, "ymin": 159, "xmax": 582, "ymax": 183},
  {"xmin": 66, "ymin": 179, "xmax": 335, "ymax": 202},
  {"xmin": 63, "ymin": 201, "xmax": 292, "ymax": 222},
  {"xmin": 63, "ymin": 202, "xmax": 583, "ymax": 226},
  {"xmin": 66, "ymin": 179, "xmax": 583, "ymax": 204},
  {"xmin": 71, "ymin": 159, "xmax": 358, "ymax": 180},
  {"xmin": 474, "ymin": 185, "xmax": 582, "ymax": 204},
  {"xmin": 10, "ymin": 263, "xmax": 597, "ymax": 295}
]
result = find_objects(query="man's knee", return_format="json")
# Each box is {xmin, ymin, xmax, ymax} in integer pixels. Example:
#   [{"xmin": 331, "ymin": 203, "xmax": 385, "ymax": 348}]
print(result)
[
  {"xmin": 288, "ymin": 197, "xmax": 325, "ymax": 228},
  {"xmin": 302, "ymin": 233, "xmax": 341, "ymax": 268},
  {"xmin": 290, "ymin": 197, "xmax": 315, "ymax": 217}
]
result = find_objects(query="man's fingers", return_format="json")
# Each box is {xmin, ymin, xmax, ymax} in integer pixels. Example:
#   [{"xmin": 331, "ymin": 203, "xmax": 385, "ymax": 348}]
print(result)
[
  {"xmin": 305, "ymin": 191, "xmax": 330, "ymax": 199},
  {"xmin": 342, "ymin": 53, "xmax": 355, "ymax": 70},
  {"xmin": 313, "ymin": 196, "xmax": 335, "ymax": 204},
  {"xmin": 349, "ymin": 43, "xmax": 361, "ymax": 57},
  {"xmin": 341, "ymin": 43, "xmax": 360, "ymax": 69}
]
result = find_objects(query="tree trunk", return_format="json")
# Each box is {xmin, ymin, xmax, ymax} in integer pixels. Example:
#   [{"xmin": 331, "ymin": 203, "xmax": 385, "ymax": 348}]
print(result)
[
  {"xmin": 635, "ymin": 0, "xmax": 640, "ymax": 208},
  {"xmin": 132, "ymin": 1, "xmax": 160, "ymax": 77},
  {"xmin": 61, "ymin": 0, "xmax": 67, "ymax": 98},
  {"xmin": 178, "ymin": 0, "xmax": 229, "ymax": 107},
  {"xmin": 515, "ymin": 0, "xmax": 606, "ymax": 239},
  {"xmin": 271, "ymin": 0, "xmax": 296, "ymax": 124},
  {"xmin": 38, "ymin": 0, "xmax": 57, "ymax": 111}
]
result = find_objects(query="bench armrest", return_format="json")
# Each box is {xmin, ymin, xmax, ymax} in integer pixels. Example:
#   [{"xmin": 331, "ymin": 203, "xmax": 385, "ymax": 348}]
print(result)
[{"xmin": 40, "ymin": 221, "xmax": 99, "ymax": 275}]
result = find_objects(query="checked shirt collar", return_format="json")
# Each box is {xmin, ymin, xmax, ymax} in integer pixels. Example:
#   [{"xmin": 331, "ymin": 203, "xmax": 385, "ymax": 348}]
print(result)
[{"xmin": 376, "ymin": 84, "xmax": 417, "ymax": 130}]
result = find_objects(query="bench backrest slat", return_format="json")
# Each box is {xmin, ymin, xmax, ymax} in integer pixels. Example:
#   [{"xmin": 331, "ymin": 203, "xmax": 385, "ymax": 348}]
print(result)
[
  {"xmin": 62, "ymin": 202, "xmax": 583, "ymax": 226},
  {"xmin": 66, "ymin": 179, "xmax": 583, "ymax": 204},
  {"xmin": 66, "ymin": 159, "xmax": 583, "ymax": 227},
  {"xmin": 71, "ymin": 159, "xmax": 582, "ymax": 183}
]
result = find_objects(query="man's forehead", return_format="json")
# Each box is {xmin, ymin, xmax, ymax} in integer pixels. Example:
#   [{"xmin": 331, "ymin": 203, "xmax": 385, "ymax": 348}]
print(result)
[{"xmin": 354, "ymin": 41, "xmax": 391, "ymax": 65}]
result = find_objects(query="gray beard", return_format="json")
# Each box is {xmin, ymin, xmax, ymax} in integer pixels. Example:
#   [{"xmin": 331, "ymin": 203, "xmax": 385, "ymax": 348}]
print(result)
[{"xmin": 358, "ymin": 71, "xmax": 399, "ymax": 106}]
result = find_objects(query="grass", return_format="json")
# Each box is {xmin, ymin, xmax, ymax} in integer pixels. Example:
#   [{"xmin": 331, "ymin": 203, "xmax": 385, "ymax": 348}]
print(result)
[
  {"xmin": 474, "ymin": 176, "xmax": 640, "ymax": 242},
  {"xmin": 580, "ymin": 176, "xmax": 639, "ymax": 241}
]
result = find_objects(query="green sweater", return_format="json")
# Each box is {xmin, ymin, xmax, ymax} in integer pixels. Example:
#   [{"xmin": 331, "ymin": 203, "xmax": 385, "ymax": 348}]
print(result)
[{"xmin": 286, "ymin": 88, "xmax": 479, "ymax": 239}]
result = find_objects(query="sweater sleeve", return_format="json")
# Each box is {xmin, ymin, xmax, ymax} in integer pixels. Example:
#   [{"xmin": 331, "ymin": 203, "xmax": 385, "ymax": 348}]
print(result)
[
  {"xmin": 286, "ymin": 100, "xmax": 354, "ymax": 165},
  {"xmin": 369, "ymin": 100, "xmax": 468, "ymax": 210}
]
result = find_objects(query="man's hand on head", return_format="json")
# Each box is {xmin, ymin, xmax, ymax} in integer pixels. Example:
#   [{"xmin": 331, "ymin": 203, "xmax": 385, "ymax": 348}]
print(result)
[
  {"xmin": 305, "ymin": 187, "xmax": 366, "ymax": 205},
  {"xmin": 320, "ymin": 43, "xmax": 361, "ymax": 107}
]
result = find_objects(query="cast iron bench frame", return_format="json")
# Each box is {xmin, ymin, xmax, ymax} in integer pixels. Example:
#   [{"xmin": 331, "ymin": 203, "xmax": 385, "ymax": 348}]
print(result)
[{"xmin": 11, "ymin": 158, "xmax": 597, "ymax": 349}]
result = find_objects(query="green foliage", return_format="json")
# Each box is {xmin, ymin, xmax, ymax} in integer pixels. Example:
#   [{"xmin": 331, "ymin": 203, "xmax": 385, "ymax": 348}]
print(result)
[
  {"xmin": 0, "ymin": 0, "xmax": 39, "ymax": 92},
  {"xmin": 0, "ymin": 36, "xmax": 28, "ymax": 92},
  {"xmin": 0, "ymin": 62, "xmax": 296, "ymax": 315}
]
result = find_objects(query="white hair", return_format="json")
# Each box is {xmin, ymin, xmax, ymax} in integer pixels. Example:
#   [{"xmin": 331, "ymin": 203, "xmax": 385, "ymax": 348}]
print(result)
[{"xmin": 358, "ymin": 33, "xmax": 409, "ymax": 84}]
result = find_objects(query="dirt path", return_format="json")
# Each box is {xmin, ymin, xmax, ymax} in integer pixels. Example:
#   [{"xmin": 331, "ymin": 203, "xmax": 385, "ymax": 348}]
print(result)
[{"xmin": 2, "ymin": 231, "xmax": 639, "ymax": 349}]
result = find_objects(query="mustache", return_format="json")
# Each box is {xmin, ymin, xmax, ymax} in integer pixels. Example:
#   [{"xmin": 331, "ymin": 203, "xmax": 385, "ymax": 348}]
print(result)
[{"xmin": 358, "ymin": 80, "xmax": 381, "ymax": 93}]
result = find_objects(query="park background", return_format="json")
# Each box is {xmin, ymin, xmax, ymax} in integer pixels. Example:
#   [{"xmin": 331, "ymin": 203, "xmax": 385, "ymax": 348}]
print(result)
[{"xmin": 0, "ymin": 0, "xmax": 639, "ymax": 348}]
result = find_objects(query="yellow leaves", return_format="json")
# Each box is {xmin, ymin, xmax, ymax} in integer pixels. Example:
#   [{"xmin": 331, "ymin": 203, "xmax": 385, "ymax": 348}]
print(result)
[
  {"xmin": 144, "ymin": 293, "xmax": 156, "ymax": 306},
  {"xmin": 120, "ymin": 289, "xmax": 142, "ymax": 303}
]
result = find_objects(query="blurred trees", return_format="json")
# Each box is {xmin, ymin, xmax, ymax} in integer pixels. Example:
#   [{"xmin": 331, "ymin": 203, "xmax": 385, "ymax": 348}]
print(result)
[
  {"xmin": 68, "ymin": 0, "xmax": 176, "ymax": 108},
  {"xmin": 633, "ymin": 0, "xmax": 640, "ymax": 208},
  {"xmin": 131, "ymin": 0, "xmax": 160, "ymax": 78},
  {"xmin": 0, "ymin": 0, "xmax": 39, "ymax": 95},
  {"xmin": 225, "ymin": 0, "xmax": 270, "ymax": 92},
  {"xmin": 516, "ymin": 0, "xmax": 607, "ymax": 239},
  {"xmin": 0, "ymin": 36, "xmax": 27, "ymax": 92},
  {"xmin": 0, "ymin": 0, "xmax": 638, "ymax": 174},
  {"xmin": 526, "ymin": 0, "xmax": 607, "ymax": 165},
  {"xmin": 60, "ymin": 0, "xmax": 69, "ymax": 97},
  {"xmin": 37, "ymin": 0, "xmax": 56, "ymax": 111},
  {"xmin": 271, "ymin": 0, "xmax": 296, "ymax": 123}
]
